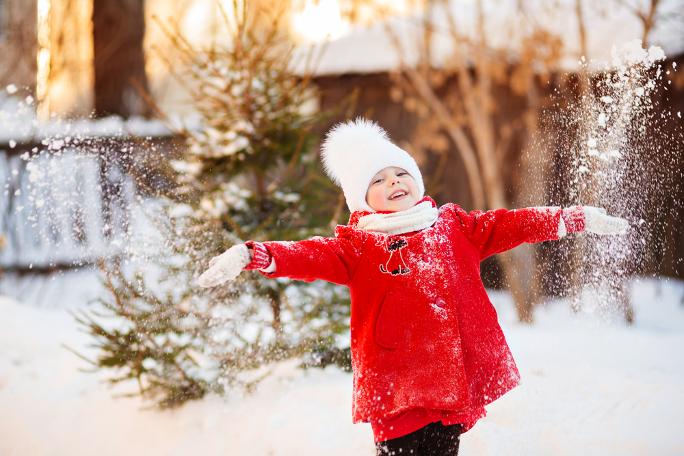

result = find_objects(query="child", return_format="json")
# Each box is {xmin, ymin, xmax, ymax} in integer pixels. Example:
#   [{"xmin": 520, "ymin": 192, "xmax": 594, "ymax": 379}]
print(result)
[{"xmin": 198, "ymin": 118, "xmax": 628, "ymax": 455}]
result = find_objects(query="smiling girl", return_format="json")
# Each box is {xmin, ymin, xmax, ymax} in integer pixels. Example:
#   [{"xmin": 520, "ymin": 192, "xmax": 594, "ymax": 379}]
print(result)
[{"xmin": 198, "ymin": 118, "xmax": 628, "ymax": 455}]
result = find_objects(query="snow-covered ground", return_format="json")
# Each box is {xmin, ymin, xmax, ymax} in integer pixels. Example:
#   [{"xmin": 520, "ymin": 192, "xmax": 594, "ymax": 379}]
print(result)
[{"xmin": 1, "ymin": 275, "xmax": 683, "ymax": 456}]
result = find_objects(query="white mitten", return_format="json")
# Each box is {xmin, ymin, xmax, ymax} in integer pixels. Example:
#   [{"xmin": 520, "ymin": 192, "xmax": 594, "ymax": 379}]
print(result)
[
  {"xmin": 197, "ymin": 244, "xmax": 252, "ymax": 288},
  {"xmin": 583, "ymin": 206, "xmax": 630, "ymax": 235}
]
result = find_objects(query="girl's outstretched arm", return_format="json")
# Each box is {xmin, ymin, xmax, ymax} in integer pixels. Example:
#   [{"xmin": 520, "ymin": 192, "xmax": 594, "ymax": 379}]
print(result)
[
  {"xmin": 447, "ymin": 204, "xmax": 628, "ymax": 260},
  {"xmin": 247, "ymin": 236, "xmax": 364, "ymax": 285},
  {"xmin": 197, "ymin": 234, "xmax": 365, "ymax": 288}
]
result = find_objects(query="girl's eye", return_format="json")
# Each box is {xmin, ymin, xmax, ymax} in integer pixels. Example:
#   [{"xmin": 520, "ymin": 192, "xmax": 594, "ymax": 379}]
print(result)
[
  {"xmin": 398, "ymin": 172, "xmax": 408, "ymax": 176},
  {"xmin": 373, "ymin": 179, "xmax": 382, "ymax": 184}
]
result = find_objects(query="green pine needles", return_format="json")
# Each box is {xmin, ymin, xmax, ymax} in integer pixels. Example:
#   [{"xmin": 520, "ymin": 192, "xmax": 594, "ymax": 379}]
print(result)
[{"xmin": 75, "ymin": 1, "xmax": 351, "ymax": 408}]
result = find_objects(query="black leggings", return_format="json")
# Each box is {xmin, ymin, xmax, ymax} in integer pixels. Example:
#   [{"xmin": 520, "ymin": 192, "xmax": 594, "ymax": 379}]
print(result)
[{"xmin": 375, "ymin": 422, "xmax": 463, "ymax": 456}]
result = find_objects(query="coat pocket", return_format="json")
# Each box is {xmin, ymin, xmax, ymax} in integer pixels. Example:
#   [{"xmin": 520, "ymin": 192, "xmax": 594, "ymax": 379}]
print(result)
[{"xmin": 373, "ymin": 293, "xmax": 405, "ymax": 350}]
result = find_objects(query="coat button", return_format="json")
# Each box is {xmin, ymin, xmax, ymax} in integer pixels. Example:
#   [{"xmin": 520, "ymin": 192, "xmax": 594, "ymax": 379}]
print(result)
[{"xmin": 434, "ymin": 298, "xmax": 446, "ymax": 308}]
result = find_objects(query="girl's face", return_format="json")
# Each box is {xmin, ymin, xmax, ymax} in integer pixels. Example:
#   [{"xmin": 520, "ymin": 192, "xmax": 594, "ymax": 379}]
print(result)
[{"xmin": 365, "ymin": 166, "xmax": 420, "ymax": 212}]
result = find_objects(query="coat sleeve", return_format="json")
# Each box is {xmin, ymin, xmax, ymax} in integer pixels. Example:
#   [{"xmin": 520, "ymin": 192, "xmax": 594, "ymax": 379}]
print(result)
[
  {"xmin": 447, "ymin": 204, "xmax": 564, "ymax": 260},
  {"xmin": 256, "ymin": 235, "xmax": 365, "ymax": 286}
]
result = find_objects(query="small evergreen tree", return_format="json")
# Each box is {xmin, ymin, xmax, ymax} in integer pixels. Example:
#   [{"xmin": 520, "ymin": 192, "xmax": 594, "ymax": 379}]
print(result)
[{"xmin": 76, "ymin": 1, "xmax": 351, "ymax": 408}]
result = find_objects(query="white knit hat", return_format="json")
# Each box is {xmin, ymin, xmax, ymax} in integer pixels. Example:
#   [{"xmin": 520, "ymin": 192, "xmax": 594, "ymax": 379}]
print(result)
[{"xmin": 321, "ymin": 118, "xmax": 425, "ymax": 213}]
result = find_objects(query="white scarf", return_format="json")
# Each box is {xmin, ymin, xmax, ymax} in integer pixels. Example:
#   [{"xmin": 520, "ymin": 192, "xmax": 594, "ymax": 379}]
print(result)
[{"xmin": 356, "ymin": 201, "xmax": 439, "ymax": 235}]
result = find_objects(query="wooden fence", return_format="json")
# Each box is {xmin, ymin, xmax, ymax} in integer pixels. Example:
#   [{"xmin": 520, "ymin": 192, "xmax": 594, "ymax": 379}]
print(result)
[{"xmin": 0, "ymin": 136, "xmax": 171, "ymax": 272}]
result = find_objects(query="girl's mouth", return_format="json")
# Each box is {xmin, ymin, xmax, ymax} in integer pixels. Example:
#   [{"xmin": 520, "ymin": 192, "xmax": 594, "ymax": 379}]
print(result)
[{"xmin": 389, "ymin": 190, "xmax": 408, "ymax": 200}]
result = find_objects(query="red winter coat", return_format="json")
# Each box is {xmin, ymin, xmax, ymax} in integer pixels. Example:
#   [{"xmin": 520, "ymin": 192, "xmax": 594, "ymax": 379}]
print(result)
[{"xmin": 257, "ymin": 196, "xmax": 568, "ymax": 433}]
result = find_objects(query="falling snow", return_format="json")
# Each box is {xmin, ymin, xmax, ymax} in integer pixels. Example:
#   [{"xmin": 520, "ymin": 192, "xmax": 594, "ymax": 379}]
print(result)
[{"xmin": 554, "ymin": 40, "xmax": 682, "ymax": 319}]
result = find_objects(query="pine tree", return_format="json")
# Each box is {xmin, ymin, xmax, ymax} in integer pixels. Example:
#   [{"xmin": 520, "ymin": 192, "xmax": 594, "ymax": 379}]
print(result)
[{"xmin": 75, "ymin": 1, "xmax": 351, "ymax": 408}]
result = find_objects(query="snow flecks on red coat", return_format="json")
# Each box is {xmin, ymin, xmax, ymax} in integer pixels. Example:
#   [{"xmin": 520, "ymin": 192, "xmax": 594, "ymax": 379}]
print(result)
[{"xmin": 257, "ymin": 197, "xmax": 564, "ymax": 428}]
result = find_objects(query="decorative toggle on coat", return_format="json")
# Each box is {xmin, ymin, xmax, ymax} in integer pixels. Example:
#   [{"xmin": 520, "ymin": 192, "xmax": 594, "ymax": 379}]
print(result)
[{"xmin": 257, "ymin": 196, "xmax": 568, "ymax": 430}]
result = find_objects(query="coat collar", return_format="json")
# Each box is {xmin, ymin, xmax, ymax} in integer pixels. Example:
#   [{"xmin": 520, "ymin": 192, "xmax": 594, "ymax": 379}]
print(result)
[{"xmin": 347, "ymin": 196, "xmax": 437, "ymax": 227}]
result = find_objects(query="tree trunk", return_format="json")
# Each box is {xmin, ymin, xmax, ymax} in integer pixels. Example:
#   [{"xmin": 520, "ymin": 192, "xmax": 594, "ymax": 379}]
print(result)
[
  {"xmin": 483, "ymin": 174, "xmax": 538, "ymax": 322},
  {"xmin": 92, "ymin": 0, "xmax": 149, "ymax": 117},
  {"xmin": 509, "ymin": 82, "xmax": 554, "ymax": 321},
  {"xmin": 266, "ymin": 288, "xmax": 283, "ymax": 339}
]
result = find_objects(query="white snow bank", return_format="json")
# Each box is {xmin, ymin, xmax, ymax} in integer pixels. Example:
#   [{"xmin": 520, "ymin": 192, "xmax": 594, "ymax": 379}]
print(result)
[
  {"xmin": 0, "ymin": 294, "xmax": 371, "ymax": 455},
  {"xmin": 1, "ymin": 277, "xmax": 684, "ymax": 455},
  {"xmin": 0, "ymin": 92, "xmax": 203, "ymax": 144},
  {"xmin": 0, "ymin": 267, "xmax": 106, "ymax": 309},
  {"xmin": 0, "ymin": 94, "xmax": 171, "ymax": 144}
]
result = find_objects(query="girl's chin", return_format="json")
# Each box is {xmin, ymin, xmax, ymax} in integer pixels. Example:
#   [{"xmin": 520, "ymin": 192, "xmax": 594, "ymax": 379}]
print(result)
[{"xmin": 385, "ymin": 198, "xmax": 415, "ymax": 211}]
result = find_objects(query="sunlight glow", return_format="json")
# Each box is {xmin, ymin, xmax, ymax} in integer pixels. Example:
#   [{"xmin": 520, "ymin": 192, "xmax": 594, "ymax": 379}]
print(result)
[
  {"xmin": 291, "ymin": 0, "xmax": 350, "ymax": 43},
  {"xmin": 36, "ymin": 0, "xmax": 51, "ymax": 118}
]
